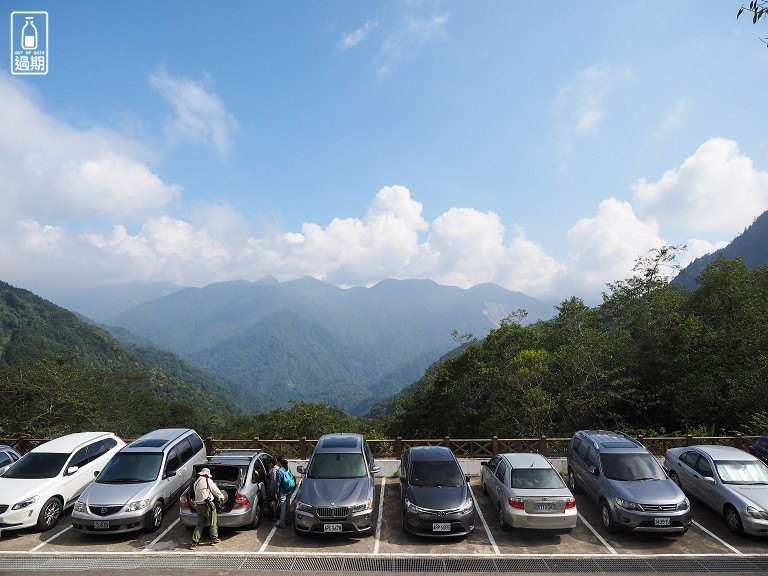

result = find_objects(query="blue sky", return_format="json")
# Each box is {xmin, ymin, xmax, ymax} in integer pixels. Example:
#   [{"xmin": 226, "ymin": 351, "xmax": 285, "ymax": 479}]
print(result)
[{"xmin": 2, "ymin": 1, "xmax": 768, "ymax": 305}]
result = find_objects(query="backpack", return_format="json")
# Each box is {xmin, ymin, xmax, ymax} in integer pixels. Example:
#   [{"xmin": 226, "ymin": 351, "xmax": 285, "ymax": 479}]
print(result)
[{"xmin": 281, "ymin": 466, "xmax": 296, "ymax": 491}]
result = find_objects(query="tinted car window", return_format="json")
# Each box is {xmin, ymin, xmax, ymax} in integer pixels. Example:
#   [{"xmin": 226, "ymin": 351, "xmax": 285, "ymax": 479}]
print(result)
[
  {"xmin": 69, "ymin": 446, "xmax": 90, "ymax": 470},
  {"xmin": 511, "ymin": 468, "xmax": 566, "ymax": 489},
  {"xmin": 586, "ymin": 446, "xmax": 599, "ymax": 469},
  {"xmin": 577, "ymin": 439, "xmax": 590, "ymax": 460},
  {"xmin": 3, "ymin": 453, "xmax": 69, "ymax": 479},
  {"xmin": 308, "ymin": 453, "xmax": 366, "ymax": 478},
  {"xmin": 165, "ymin": 449, "xmax": 180, "ymax": 474},
  {"xmin": 189, "ymin": 433, "xmax": 204, "ymax": 453},
  {"xmin": 0, "ymin": 453, "xmax": 12, "ymax": 467},
  {"xmin": 495, "ymin": 459, "xmax": 507, "ymax": 483},
  {"xmin": 695, "ymin": 455, "xmax": 713, "ymax": 477},
  {"xmin": 410, "ymin": 460, "xmax": 463, "ymax": 487},
  {"xmin": 177, "ymin": 438, "xmax": 194, "ymax": 464},
  {"xmin": 98, "ymin": 452, "xmax": 163, "ymax": 483},
  {"xmin": 602, "ymin": 453, "xmax": 665, "ymax": 481},
  {"xmin": 680, "ymin": 451, "xmax": 697, "ymax": 467},
  {"xmin": 486, "ymin": 455, "xmax": 501, "ymax": 474},
  {"xmin": 101, "ymin": 437, "xmax": 118, "ymax": 453}
]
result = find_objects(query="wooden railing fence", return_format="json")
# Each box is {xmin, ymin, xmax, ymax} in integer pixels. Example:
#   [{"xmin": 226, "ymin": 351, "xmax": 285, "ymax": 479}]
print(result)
[{"xmin": 1, "ymin": 434, "xmax": 756, "ymax": 459}]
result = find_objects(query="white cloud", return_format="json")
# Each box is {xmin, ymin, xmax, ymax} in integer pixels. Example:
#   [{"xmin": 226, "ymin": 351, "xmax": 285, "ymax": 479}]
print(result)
[
  {"xmin": 149, "ymin": 69, "xmax": 239, "ymax": 158},
  {"xmin": 376, "ymin": 13, "xmax": 449, "ymax": 78},
  {"xmin": 554, "ymin": 64, "xmax": 633, "ymax": 135},
  {"xmin": 632, "ymin": 137, "xmax": 768, "ymax": 233},
  {"xmin": 654, "ymin": 97, "xmax": 689, "ymax": 138},
  {"xmin": 338, "ymin": 20, "xmax": 378, "ymax": 51}
]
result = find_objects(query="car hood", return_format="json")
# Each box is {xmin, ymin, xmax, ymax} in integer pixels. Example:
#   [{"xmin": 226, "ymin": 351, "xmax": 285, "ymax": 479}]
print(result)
[
  {"xmin": 0, "ymin": 477, "xmax": 54, "ymax": 505},
  {"xmin": 193, "ymin": 463, "xmax": 243, "ymax": 486},
  {"xmin": 406, "ymin": 484, "xmax": 469, "ymax": 510},
  {"xmin": 608, "ymin": 479, "xmax": 684, "ymax": 504},
  {"xmin": 300, "ymin": 477, "xmax": 372, "ymax": 507},
  {"xmin": 80, "ymin": 481, "xmax": 154, "ymax": 506},
  {"xmin": 727, "ymin": 484, "xmax": 768, "ymax": 509}
]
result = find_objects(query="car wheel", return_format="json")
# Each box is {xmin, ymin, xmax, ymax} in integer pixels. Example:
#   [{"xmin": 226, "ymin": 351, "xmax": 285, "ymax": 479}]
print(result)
[
  {"xmin": 600, "ymin": 500, "xmax": 618, "ymax": 533},
  {"xmin": 725, "ymin": 505, "xmax": 744, "ymax": 535},
  {"xmin": 498, "ymin": 505, "xmax": 511, "ymax": 532},
  {"xmin": 250, "ymin": 497, "xmax": 262, "ymax": 529},
  {"xmin": 36, "ymin": 497, "xmax": 62, "ymax": 531},
  {"xmin": 567, "ymin": 467, "xmax": 579, "ymax": 493},
  {"xmin": 145, "ymin": 501, "xmax": 163, "ymax": 532},
  {"xmin": 669, "ymin": 471, "xmax": 681, "ymax": 488}
]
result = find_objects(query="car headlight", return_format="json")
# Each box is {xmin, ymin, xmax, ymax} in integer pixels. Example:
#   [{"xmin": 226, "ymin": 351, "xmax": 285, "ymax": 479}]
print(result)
[
  {"xmin": 350, "ymin": 500, "xmax": 373, "ymax": 513},
  {"xmin": 296, "ymin": 500, "xmax": 314, "ymax": 513},
  {"xmin": 11, "ymin": 495, "xmax": 39, "ymax": 511},
  {"xmin": 125, "ymin": 499, "xmax": 150, "ymax": 512},
  {"xmin": 404, "ymin": 497, "xmax": 427, "ymax": 514},
  {"xmin": 677, "ymin": 498, "xmax": 690, "ymax": 511},
  {"xmin": 458, "ymin": 498, "xmax": 474, "ymax": 515},
  {"xmin": 747, "ymin": 506, "xmax": 768, "ymax": 520},
  {"xmin": 73, "ymin": 500, "xmax": 86, "ymax": 513},
  {"xmin": 615, "ymin": 498, "xmax": 642, "ymax": 511}
]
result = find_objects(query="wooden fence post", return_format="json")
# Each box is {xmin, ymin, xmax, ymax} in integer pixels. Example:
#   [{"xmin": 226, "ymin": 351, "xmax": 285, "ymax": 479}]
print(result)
[
  {"xmin": 205, "ymin": 437, "xmax": 214, "ymax": 455},
  {"xmin": 685, "ymin": 434, "xmax": 692, "ymax": 446},
  {"xmin": 252, "ymin": 436, "xmax": 261, "ymax": 450},
  {"xmin": 540, "ymin": 435, "xmax": 548, "ymax": 457},
  {"xmin": 492, "ymin": 436, "xmax": 499, "ymax": 456},
  {"xmin": 443, "ymin": 436, "xmax": 451, "ymax": 451},
  {"xmin": 395, "ymin": 437, "xmax": 403, "ymax": 460},
  {"xmin": 300, "ymin": 437, "xmax": 307, "ymax": 460},
  {"xmin": 734, "ymin": 433, "xmax": 743, "ymax": 450}
]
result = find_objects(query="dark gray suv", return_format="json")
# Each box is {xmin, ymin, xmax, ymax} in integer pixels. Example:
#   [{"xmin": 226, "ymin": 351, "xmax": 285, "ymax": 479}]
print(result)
[{"xmin": 567, "ymin": 430, "xmax": 691, "ymax": 534}]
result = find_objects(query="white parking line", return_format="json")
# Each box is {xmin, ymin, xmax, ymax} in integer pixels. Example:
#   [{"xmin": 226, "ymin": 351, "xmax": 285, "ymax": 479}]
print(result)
[
  {"xmin": 691, "ymin": 520, "xmax": 743, "ymax": 554},
  {"xmin": 373, "ymin": 477, "xmax": 386, "ymax": 554},
  {"xmin": 469, "ymin": 486, "xmax": 500, "ymax": 555},
  {"xmin": 143, "ymin": 518, "xmax": 179, "ymax": 552},
  {"xmin": 29, "ymin": 525, "xmax": 71, "ymax": 552},
  {"xmin": 577, "ymin": 513, "xmax": 618, "ymax": 555}
]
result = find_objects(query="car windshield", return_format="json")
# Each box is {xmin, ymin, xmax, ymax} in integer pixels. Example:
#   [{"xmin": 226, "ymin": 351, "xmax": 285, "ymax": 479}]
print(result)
[
  {"xmin": 511, "ymin": 468, "xmax": 566, "ymax": 489},
  {"xmin": 2, "ymin": 452, "xmax": 68, "ymax": 479},
  {"xmin": 97, "ymin": 452, "xmax": 162, "ymax": 483},
  {"xmin": 601, "ymin": 453, "xmax": 666, "ymax": 481},
  {"xmin": 307, "ymin": 453, "xmax": 367, "ymax": 478},
  {"xmin": 410, "ymin": 460, "xmax": 464, "ymax": 487},
  {"xmin": 715, "ymin": 460, "xmax": 768, "ymax": 485}
]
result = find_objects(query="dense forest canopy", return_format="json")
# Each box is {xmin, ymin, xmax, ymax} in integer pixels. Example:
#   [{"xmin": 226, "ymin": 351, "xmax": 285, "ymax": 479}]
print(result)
[{"xmin": 2, "ymin": 248, "xmax": 768, "ymax": 441}]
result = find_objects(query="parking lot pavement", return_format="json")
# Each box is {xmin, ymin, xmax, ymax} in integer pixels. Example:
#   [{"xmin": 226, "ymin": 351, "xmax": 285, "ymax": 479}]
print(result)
[{"xmin": 1, "ymin": 478, "xmax": 768, "ymax": 558}]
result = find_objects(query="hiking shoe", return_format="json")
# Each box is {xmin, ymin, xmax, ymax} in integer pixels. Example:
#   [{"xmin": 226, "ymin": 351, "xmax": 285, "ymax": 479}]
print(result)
[
  {"xmin": 210, "ymin": 539, "xmax": 220, "ymax": 546},
  {"xmin": 190, "ymin": 542, "xmax": 199, "ymax": 550},
  {"xmin": 276, "ymin": 523, "xmax": 286, "ymax": 529}
]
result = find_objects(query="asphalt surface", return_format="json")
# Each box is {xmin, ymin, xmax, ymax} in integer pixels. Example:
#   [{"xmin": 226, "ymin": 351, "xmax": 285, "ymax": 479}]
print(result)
[{"xmin": 1, "ymin": 478, "xmax": 767, "ymax": 573}]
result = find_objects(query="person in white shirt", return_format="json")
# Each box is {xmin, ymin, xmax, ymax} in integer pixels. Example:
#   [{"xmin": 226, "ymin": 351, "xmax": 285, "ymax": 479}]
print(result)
[{"xmin": 190, "ymin": 467, "xmax": 226, "ymax": 549}]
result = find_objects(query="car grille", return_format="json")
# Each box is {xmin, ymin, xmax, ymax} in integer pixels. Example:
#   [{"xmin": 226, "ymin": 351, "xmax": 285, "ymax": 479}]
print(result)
[
  {"xmin": 0, "ymin": 505, "xmax": 8, "ymax": 514},
  {"xmin": 640, "ymin": 503, "xmax": 678, "ymax": 512},
  {"xmin": 422, "ymin": 508, "xmax": 462, "ymax": 516},
  {"xmin": 89, "ymin": 505, "xmax": 123, "ymax": 516},
  {"xmin": 316, "ymin": 507, "xmax": 349, "ymax": 519}
]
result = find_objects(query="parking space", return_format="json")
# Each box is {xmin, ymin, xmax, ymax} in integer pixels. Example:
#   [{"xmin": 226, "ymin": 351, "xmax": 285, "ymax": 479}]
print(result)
[{"xmin": 1, "ymin": 478, "xmax": 767, "ymax": 558}]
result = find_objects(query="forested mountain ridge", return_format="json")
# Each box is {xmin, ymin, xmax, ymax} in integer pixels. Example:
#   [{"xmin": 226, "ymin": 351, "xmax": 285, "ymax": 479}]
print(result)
[
  {"xmin": 0, "ymin": 281, "xmax": 247, "ymax": 438},
  {"xmin": 103, "ymin": 277, "xmax": 553, "ymax": 413}
]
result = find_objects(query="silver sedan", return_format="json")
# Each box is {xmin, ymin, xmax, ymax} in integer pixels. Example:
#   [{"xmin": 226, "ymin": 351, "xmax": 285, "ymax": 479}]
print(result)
[
  {"xmin": 663, "ymin": 445, "xmax": 768, "ymax": 536},
  {"xmin": 480, "ymin": 453, "xmax": 577, "ymax": 531}
]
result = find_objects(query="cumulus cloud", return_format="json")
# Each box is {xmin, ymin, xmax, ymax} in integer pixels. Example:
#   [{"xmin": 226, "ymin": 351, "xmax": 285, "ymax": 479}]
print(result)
[
  {"xmin": 632, "ymin": 137, "xmax": 768, "ymax": 233},
  {"xmin": 149, "ymin": 69, "xmax": 239, "ymax": 158},
  {"xmin": 338, "ymin": 20, "xmax": 378, "ymax": 51}
]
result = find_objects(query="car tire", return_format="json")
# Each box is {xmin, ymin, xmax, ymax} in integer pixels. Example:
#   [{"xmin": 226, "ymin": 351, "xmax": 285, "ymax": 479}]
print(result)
[
  {"xmin": 250, "ymin": 497, "xmax": 262, "ymax": 529},
  {"xmin": 145, "ymin": 501, "xmax": 164, "ymax": 532},
  {"xmin": 36, "ymin": 496, "xmax": 62, "ymax": 531},
  {"xmin": 498, "ymin": 505, "xmax": 511, "ymax": 532},
  {"xmin": 725, "ymin": 505, "xmax": 744, "ymax": 535},
  {"xmin": 600, "ymin": 500, "xmax": 618, "ymax": 533},
  {"xmin": 669, "ymin": 471, "xmax": 681, "ymax": 488},
  {"xmin": 567, "ymin": 467, "xmax": 579, "ymax": 494}
]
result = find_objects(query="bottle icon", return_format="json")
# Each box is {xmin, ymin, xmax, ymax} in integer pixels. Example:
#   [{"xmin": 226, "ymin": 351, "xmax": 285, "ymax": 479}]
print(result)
[{"xmin": 22, "ymin": 17, "xmax": 38, "ymax": 50}]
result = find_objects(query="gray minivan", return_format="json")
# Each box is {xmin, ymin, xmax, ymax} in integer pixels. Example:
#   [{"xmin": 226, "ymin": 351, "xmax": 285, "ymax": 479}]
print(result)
[
  {"xmin": 72, "ymin": 428, "xmax": 206, "ymax": 534},
  {"xmin": 567, "ymin": 430, "xmax": 691, "ymax": 534},
  {"xmin": 294, "ymin": 433, "xmax": 380, "ymax": 536}
]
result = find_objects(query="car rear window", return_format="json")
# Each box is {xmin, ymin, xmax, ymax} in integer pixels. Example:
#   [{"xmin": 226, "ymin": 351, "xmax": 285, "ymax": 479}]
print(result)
[
  {"xmin": 511, "ymin": 468, "xmax": 566, "ymax": 489},
  {"xmin": 320, "ymin": 437, "xmax": 359, "ymax": 449}
]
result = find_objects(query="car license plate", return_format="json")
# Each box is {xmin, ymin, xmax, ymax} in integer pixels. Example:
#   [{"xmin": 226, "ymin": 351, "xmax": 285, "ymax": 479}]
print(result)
[
  {"xmin": 323, "ymin": 523, "xmax": 342, "ymax": 532},
  {"xmin": 432, "ymin": 522, "xmax": 451, "ymax": 532},
  {"xmin": 654, "ymin": 517, "xmax": 670, "ymax": 526},
  {"xmin": 93, "ymin": 521, "xmax": 109, "ymax": 529},
  {"xmin": 536, "ymin": 503, "xmax": 554, "ymax": 511}
]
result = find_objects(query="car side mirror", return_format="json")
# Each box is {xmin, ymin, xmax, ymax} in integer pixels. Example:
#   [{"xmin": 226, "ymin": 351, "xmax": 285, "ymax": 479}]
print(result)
[
  {"xmin": 370, "ymin": 465, "xmax": 381, "ymax": 475},
  {"xmin": 465, "ymin": 475, "xmax": 470, "ymax": 483},
  {"xmin": 480, "ymin": 461, "xmax": 488, "ymax": 467},
  {"xmin": 165, "ymin": 469, "xmax": 177, "ymax": 479},
  {"xmin": 66, "ymin": 466, "xmax": 79, "ymax": 476},
  {"xmin": 296, "ymin": 465, "xmax": 305, "ymax": 475},
  {"xmin": 589, "ymin": 465, "xmax": 598, "ymax": 476},
  {"xmin": 93, "ymin": 470, "xmax": 100, "ymax": 477},
  {"xmin": 703, "ymin": 476, "xmax": 715, "ymax": 485}
]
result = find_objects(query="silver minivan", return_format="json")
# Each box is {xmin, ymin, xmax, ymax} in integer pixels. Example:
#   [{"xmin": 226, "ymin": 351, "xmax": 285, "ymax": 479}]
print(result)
[
  {"xmin": 72, "ymin": 428, "xmax": 206, "ymax": 534},
  {"xmin": 294, "ymin": 433, "xmax": 380, "ymax": 536}
]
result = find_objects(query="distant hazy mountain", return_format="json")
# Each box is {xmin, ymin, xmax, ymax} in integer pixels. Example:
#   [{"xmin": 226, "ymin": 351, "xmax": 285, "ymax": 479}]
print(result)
[
  {"xmin": 674, "ymin": 210, "xmax": 768, "ymax": 289},
  {"xmin": 103, "ymin": 277, "xmax": 555, "ymax": 414}
]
